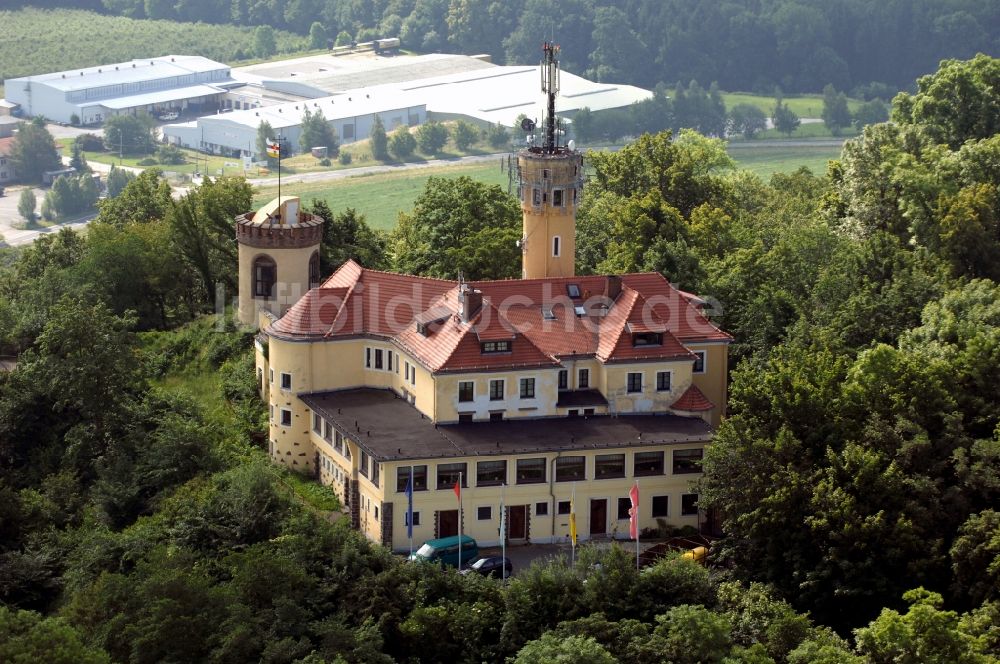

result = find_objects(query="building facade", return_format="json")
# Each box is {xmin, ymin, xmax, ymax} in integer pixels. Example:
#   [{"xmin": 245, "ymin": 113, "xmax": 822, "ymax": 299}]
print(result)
[
  {"xmin": 4, "ymin": 55, "xmax": 234, "ymax": 125},
  {"xmin": 240, "ymin": 47, "xmax": 729, "ymax": 552}
]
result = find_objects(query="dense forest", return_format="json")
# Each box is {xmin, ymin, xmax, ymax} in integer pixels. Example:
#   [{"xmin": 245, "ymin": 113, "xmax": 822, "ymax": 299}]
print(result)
[
  {"xmin": 2, "ymin": 54, "xmax": 1000, "ymax": 662},
  {"xmin": 5, "ymin": 0, "xmax": 1000, "ymax": 94}
]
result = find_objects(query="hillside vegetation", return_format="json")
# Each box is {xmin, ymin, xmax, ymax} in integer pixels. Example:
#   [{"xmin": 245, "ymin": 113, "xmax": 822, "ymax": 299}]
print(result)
[
  {"xmin": 0, "ymin": 8, "xmax": 306, "ymax": 81},
  {"xmin": 1, "ymin": 54, "xmax": 999, "ymax": 663},
  {"xmin": 5, "ymin": 0, "xmax": 1000, "ymax": 94}
]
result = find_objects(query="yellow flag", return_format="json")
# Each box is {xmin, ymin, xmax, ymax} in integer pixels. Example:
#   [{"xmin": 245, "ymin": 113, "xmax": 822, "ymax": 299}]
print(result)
[{"xmin": 569, "ymin": 499, "xmax": 577, "ymax": 545}]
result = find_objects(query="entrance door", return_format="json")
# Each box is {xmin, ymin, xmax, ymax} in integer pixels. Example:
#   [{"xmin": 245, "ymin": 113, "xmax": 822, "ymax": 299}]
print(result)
[
  {"xmin": 508, "ymin": 505, "xmax": 527, "ymax": 540},
  {"xmin": 590, "ymin": 499, "xmax": 607, "ymax": 537},
  {"xmin": 438, "ymin": 509, "xmax": 459, "ymax": 537}
]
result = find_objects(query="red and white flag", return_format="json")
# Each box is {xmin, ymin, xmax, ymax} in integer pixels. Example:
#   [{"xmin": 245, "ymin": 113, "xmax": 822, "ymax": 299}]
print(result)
[{"xmin": 628, "ymin": 482, "xmax": 639, "ymax": 540}]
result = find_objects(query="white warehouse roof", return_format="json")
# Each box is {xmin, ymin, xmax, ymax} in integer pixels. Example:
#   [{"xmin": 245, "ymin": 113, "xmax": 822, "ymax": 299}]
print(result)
[{"xmin": 6, "ymin": 55, "xmax": 229, "ymax": 91}]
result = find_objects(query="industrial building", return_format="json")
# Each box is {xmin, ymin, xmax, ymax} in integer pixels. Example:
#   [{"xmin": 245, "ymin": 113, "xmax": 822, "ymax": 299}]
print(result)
[
  {"xmin": 163, "ymin": 51, "xmax": 652, "ymax": 159},
  {"xmin": 3, "ymin": 55, "xmax": 236, "ymax": 125}
]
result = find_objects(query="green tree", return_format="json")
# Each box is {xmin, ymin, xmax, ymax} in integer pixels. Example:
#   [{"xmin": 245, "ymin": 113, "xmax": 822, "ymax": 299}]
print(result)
[
  {"xmin": 69, "ymin": 141, "xmax": 90, "ymax": 173},
  {"xmin": 334, "ymin": 29, "xmax": 353, "ymax": 46},
  {"xmin": 390, "ymin": 176, "xmax": 520, "ymax": 280},
  {"xmin": 514, "ymin": 632, "xmax": 616, "ymax": 664},
  {"xmin": 369, "ymin": 115, "xmax": 389, "ymax": 160},
  {"xmin": 950, "ymin": 510, "xmax": 1000, "ymax": 606},
  {"xmin": 853, "ymin": 99, "xmax": 889, "ymax": 130},
  {"xmin": 104, "ymin": 113, "xmax": 156, "ymax": 156},
  {"xmin": 105, "ymin": 164, "xmax": 135, "ymax": 198},
  {"xmin": 309, "ymin": 21, "xmax": 327, "ymax": 49},
  {"xmin": 892, "ymin": 54, "xmax": 1000, "ymax": 148},
  {"xmin": 168, "ymin": 176, "xmax": 253, "ymax": 300},
  {"xmin": 655, "ymin": 604, "xmax": 733, "ymax": 664},
  {"xmin": 855, "ymin": 588, "xmax": 991, "ymax": 664},
  {"xmin": 299, "ymin": 107, "xmax": 339, "ymax": 155},
  {"xmin": 772, "ymin": 99, "xmax": 800, "ymax": 136},
  {"xmin": 308, "ymin": 200, "xmax": 388, "ymax": 273},
  {"xmin": 416, "ymin": 120, "xmax": 449, "ymax": 155},
  {"xmin": 728, "ymin": 103, "xmax": 767, "ymax": 139},
  {"xmin": 0, "ymin": 606, "xmax": 110, "ymax": 664},
  {"xmin": 821, "ymin": 84, "xmax": 852, "ymax": 136},
  {"xmin": 253, "ymin": 24, "xmax": 277, "ymax": 58},
  {"xmin": 17, "ymin": 188, "xmax": 36, "ymax": 224},
  {"xmin": 96, "ymin": 169, "xmax": 173, "ymax": 227},
  {"xmin": 452, "ymin": 120, "xmax": 478, "ymax": 151},
  {"xmin": 9, "ymin": 118, "xmax": 60, "ymax": 184},
  {"xmin": 388, "ymin": 126, "xmax": 416, "ymax": 159},
  {"xmin": 484, "ymin": 122, "xmax": 509, "ymax": 148}
]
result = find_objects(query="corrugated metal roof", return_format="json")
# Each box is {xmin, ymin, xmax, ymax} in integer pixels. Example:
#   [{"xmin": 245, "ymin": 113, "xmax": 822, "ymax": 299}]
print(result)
[{"xmin": 9, "ymin": 55, "xmax": 229, "ymax": 92}]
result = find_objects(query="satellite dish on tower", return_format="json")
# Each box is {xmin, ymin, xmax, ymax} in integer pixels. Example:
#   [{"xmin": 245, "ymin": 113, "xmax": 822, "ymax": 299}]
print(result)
[{"xmin": 521, "ymin": 117, "xmax": 536, "ymax": 133}]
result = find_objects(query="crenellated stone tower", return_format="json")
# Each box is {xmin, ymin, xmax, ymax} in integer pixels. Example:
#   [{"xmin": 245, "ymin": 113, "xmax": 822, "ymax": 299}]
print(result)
[
  {"xmin": 236, "ymin": 195, "xmax": 324, "ymax": 327},
  {"xmin": 518, "ymin": 42, "xmax": 585, "ymax": 279}
]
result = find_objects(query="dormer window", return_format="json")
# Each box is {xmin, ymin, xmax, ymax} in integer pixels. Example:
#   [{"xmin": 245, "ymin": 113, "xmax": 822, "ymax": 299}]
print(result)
[
  {"xmin": 633, "ymin": 332, "xmax": 662, "ymax": 346},
  {"xmin": 566, "ymin": 284, "xmax": 581, "ymax": 298},
  {"xmin": 481, "ymin": 340, "xmax": 511, "ymax": 353}
]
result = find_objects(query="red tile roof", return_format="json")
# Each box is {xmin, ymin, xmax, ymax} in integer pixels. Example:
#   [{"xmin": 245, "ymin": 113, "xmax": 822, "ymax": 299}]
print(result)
[
  {"xmin": 0, "ymin": 137, "xmax": 14, "ymax": 156},
  {"xmin": 672, "ymin": 384, "xmax": 715, "ymax": 412},
  {"xmin": 267, "ymin": 260, "xmax": 730, "ymax": 374}
]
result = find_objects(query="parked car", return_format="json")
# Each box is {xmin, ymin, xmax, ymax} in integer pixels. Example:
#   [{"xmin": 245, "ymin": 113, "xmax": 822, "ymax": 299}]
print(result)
[
  {"xmin": 408, "ymin": 535, "xmax": 478, "ymax": 568},
  {"xmin": 158, "ymin": 111, "xmax": 179, "ymax": 121},
  {"xmin": 460, "ymin": 556, "xmax": 513, "ymax": 579}
]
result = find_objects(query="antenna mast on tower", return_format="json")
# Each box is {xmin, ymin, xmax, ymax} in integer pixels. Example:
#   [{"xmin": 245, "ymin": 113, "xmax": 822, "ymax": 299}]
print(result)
[{"xmin": 540, "ymin": 42, "xmax": 560, "ymax": 153}]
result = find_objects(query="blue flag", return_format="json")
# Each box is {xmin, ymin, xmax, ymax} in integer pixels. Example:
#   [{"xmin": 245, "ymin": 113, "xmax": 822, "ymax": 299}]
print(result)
[{"xmin": 405, "ymin": 470, "xmax": 414, "ymax": 539}]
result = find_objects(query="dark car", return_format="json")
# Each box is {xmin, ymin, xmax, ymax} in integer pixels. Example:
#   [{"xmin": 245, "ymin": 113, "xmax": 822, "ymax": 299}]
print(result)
[{"xmin": 460, "ymin": 556, "xmax": 512, "ymax": 579}]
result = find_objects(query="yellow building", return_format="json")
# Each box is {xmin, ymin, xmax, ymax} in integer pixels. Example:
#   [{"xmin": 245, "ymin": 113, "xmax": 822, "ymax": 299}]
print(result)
[{"xmin": 240, "ymin": 44, "xmax": 731, "ymax": 551}]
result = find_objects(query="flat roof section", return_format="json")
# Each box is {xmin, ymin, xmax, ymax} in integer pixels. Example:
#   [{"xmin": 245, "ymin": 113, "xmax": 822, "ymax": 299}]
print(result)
[
  {"xmin": 80, "ymin": 83, "xmax": 226, "ymax": 110},
  {"xmin": 234, "ymin": 53, "xmax": 494, "ymax": 93},
  {"xmin": 300, "ymin": 388, "xmax": 712, "ymax": 462}
]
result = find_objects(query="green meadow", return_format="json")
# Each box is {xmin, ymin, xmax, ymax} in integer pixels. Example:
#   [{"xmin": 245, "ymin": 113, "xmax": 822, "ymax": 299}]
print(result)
[{"xmin": 256, "ymin": 141, "xmax": 845, "ymax": 231}]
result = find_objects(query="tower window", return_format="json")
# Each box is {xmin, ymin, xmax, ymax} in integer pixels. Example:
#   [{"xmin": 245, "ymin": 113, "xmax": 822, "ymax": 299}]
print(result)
[
  {"xmin": 553, "ymin": 189, "xmax": 563, "ymax": 206},
  {"xmin": 552, "ymin": 236, "xmax": 560, "ymax": 257},
  {"xmin": 253, "ymin": 256, "xmax": 276, "ymax": 298},
  {"xmin": 533, "ymin": 188, "xmax": 542, "ymax": 205},
  {"xmin": 309, "ymin": 251, "xmax": 320, "ymax": 288}
]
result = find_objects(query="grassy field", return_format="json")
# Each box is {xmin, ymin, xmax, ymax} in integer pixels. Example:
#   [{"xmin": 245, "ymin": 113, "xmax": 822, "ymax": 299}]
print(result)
[
  {"xmin": 728, "ymin": 143, "xmax": 842, "ymax": 177},
  {"xmin": 719, "ymin": 91, "xmax": 865, "ymax": 118},
  {"xmin": 0, "ymin": 8, "xmax": 307, "ymax": 81},
  {"xmin": 257, "ymin": 139, "xmax": 843, "ymax": 231},
  {"xmin": 255, "ymin": 160, "xmax": 511, "ymax": 231}
]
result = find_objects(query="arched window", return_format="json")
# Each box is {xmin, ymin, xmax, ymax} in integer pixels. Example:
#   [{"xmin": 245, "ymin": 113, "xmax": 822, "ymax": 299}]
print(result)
[
  {"xmin": 253, "ymin": 255, "xmax": 276, "ymax": 298},
  {"xmin": 309, "ymin": 251, "xmax": 321, "ymax": 289}
]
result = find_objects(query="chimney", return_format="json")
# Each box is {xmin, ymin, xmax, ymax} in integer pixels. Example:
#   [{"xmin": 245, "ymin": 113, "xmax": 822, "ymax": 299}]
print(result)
[
  {"xmin": 605, "ymin": 275, "xmax": 622, "ymax": 301},
  {"xmin": 458, "ymin": 283, "xmax": 483, "ymax": 323}
]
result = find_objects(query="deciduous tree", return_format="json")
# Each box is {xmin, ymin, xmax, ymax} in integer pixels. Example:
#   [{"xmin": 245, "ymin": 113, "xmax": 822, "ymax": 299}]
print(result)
[{"xmin": 9, "ymin": 118, "xmax": 60, "ymax": 184}]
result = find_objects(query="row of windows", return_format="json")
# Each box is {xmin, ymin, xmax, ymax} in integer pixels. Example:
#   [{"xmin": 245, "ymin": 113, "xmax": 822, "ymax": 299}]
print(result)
[
  {"xmin": 395, "ymin": 449, "xmax": 702, "ymax": 492},
  {"xmin": 458, "ymin": 377, "xmax": 535, "ymax": 402},
  {"xmin": 524, "ymin": 186, "xmax": 578, "ymax": 208},
  {"xmin": 558, "ymin": 368, "xmax": 590, "ymax": 390},
  {"xmin": 401, "ymin": 493, "xmax": 699, "ymax": 530},
  {"xmin": 312, "ymin": 413, "xmax": 351, "ymax": 460},
  {"xmin": 364, "ymin": 347, "xmax": 419, "ymax": 388}
]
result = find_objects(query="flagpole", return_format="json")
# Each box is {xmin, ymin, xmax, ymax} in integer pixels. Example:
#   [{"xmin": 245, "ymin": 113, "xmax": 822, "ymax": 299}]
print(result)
[
  {"xmin": 635, "ymin": 480, "xmax": 640, "ymax": 571},
  {"xmin": 408, "ymin": 465, "xmax": 414, "ymax": 558},
  {"xmin": 570, "ymin": 482, "xmax": 576, "ymax": 566},
  {"xmin": 501, "ymin": 482, "xmax": 506, "ymax": 580},
  {"xmin": 458, "ymin": 470, "xmax": 463, "ymax": 572},
  {"xmin": 277, "ymin": 135, "xmax": 282, "ymax": 204}
]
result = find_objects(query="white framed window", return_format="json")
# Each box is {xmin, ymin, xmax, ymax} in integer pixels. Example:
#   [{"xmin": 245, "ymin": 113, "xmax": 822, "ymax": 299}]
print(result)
[
  {"xmin": 387, "ymin": 350, "xmax": 394, "ymax": 372},
  {"xmin": 280, "ymin": 372, "xmax": 292, "ymax": 391},
  {"xmin": 656, "ymin": 371, "xmax": 671, "ymax": 392},
  {"xmin": 269, "ymin": 368, "xmax": 274, "ymax": 383},
  {"xmin": 279, "ymin": 408, "xmax": 291, "ymax": 426},
  {"xmin": 410, "ymin": 365, "xmax": 416, "ymax": 386},
  {"xmin": 365, "ymin": 347, "xmax": 372, "ymax": 368},
  {"xmin": 552, "ymin": 235, "xmax": 561, "ymax": 257},
  {"xmin": 693, "ymin": 351, "xmax": 707, "ymax": 374}
]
